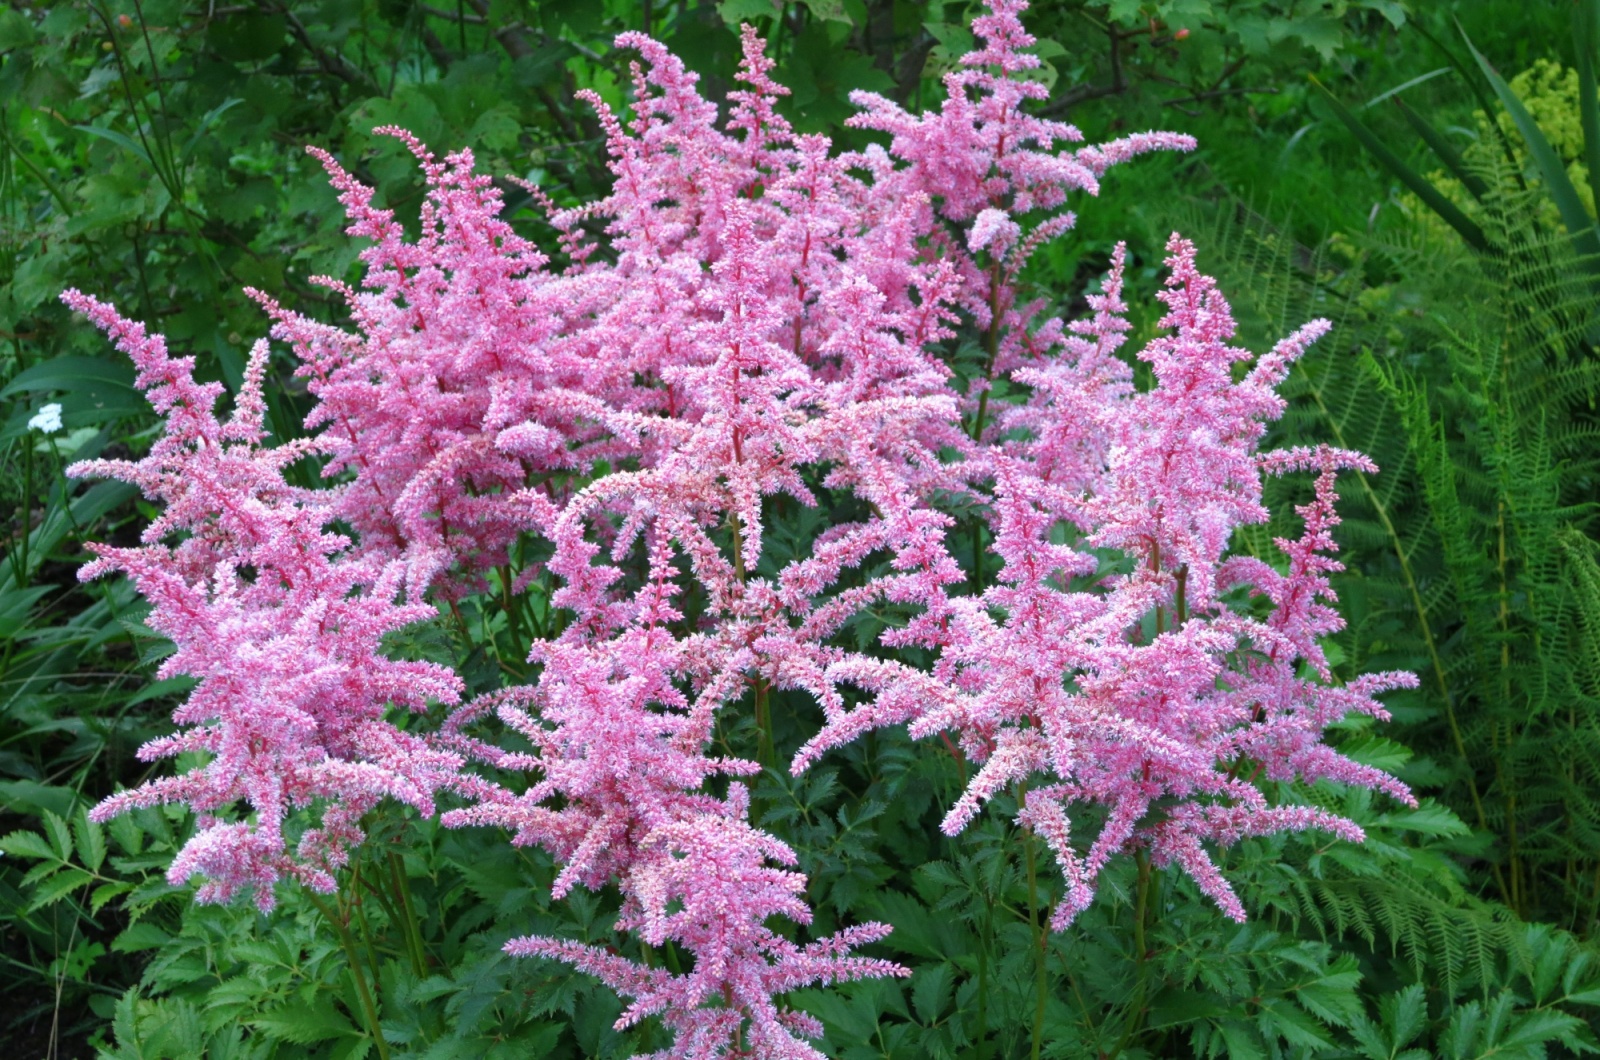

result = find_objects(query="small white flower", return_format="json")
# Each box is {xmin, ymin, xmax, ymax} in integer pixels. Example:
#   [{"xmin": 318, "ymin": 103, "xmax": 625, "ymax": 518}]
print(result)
[{"xmin": 28, "ymin": 403, "xmax": 63, "ymax": 435}]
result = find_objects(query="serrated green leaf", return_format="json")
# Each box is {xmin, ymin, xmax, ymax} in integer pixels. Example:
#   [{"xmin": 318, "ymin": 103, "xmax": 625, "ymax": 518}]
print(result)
[
  {"xmin": 1217, "ymin": 1019, "xmax": 1268, "ymax": 1059},
  {"xmin": 107, "ymin": 814, "xmax": 146, "ymax": 856},
  {"xmin": 91, "ymin": 881, "xmax": 133, "ymax": 914},
  {"xmin": 74, "ymin": 811, "xmax": 107, "ymax": 872},
  {"xmin": 26, "ymin": 866, "xmax": 94, "ymax": 910},
  {"xmin": 1379, "ymin": 800, "xmax": 1471, "ymax": 838},
  {"xmin": 43, "ymin": 811, "xmax": 73, "ymax": 862},
  {"xmin": 1501, "ymin": 1007, "xmax": 1587, "ymax": 1048},
  {"xmin": 252, "ymin": 997, "xmax": 358, "ymax": 1043},
  {"xmin": 0, "ymin": 829, "xmax": 62, "ymax": 862},
  {"xmin": 328, "ymin": 1035, "xmax": 374, "ymax": 1060},
  {"xmin": 1296, "ymin": 968, "xmax": 1363, "ymax": 1027},
  {"xmin": 910, "ymin": 963, "xmax": 953, "ymax": 1024},
  {"xmin": 112, "ymin": 921, "xmax": 173, "ymax": 953},
  {"xmin": 1261, "ymin": 996, "xmax": 1336, "ymax": 1048}
]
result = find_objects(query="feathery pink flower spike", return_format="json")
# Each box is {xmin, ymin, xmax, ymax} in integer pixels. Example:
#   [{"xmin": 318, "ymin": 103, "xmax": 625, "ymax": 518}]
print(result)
[{"xmin": 63, "ymin": 290, "xmax": 462, "ymax": 911}]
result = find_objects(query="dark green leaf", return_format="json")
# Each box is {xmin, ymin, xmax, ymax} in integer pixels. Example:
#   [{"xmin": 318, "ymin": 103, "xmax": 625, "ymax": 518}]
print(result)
[{"xmin": 1310, "ymin": 75, "xmax": 1488, "ymax": 251}]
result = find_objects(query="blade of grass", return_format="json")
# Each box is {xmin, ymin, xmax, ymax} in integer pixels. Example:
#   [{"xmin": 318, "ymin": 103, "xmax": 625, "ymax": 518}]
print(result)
[
  {"xmin": 1576, "ymin": 0, "xmax": 1600, "ymax": 226},
  {"xmin": 1409, "ymin": 18, "xmax": 1526, "ymax": 181},
  {"xmin": 1364, "ymin": 66, "xmax": 1452, "ymax": 108},
  {"xmin": 1392, "ymin": 96, "xmax": 1489, "ymax": 201},
  {"xmin": 1310, "ymin": 75, "xmax": 1488, "ymax": 251}
]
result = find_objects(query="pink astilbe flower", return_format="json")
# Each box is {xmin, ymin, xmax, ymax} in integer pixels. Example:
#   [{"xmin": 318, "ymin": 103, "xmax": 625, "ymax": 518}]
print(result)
[
  {"xmin": 845, "ymin": 0, "xmax": 1194, "ymax": 416},
  {"xmin": 445, "ymin": 530, "xmax": 906, "ymax": 1058},
  {"xmin": 64, "ymin": 0, "xmax": 1415, "ymax": 1050},
  {"xmin": 63, "ymin": 291, "xmax": 462, "ymax": 910},
  {"xmin": 800, "ymin": 238, "xmax": 1416, "ymax": 930},
  {"xmin": 509, "ymin": 803, "xmax": 905, "ymax": 1060}
]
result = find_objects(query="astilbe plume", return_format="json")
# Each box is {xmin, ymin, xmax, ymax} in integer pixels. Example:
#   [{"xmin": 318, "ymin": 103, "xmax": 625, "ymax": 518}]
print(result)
[
  {"xmin": 799, "ymin": 237, "xmax": 1417, "ymax": 928},
  {"xmin": 61, "ymin": 291, "xmax": 462, "ymax": 910},
  {"xmin": 62, "ymin": 0, "xmax": 1418, "ymax": 1054}
]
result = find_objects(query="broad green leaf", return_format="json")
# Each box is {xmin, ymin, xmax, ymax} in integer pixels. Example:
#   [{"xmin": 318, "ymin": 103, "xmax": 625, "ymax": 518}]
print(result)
[
  {"xmin": 1358, "ymin": 0, "xmax": 1407, "ymax": 29},
  {"xmin": 0, "ymin": 587, "xmax": 52, "ymax": 639},
  {"xmin": 0, "ymin": 355, "xmax": 131, "ymax": 397},
  {"xmin": 717, "ymin": 0, "xmax": 777, "ymax": 26},
  {"xmin": 0, "ymin": 355, "xmax": 141, "ymax": 427},
  {"xmin": 0, "ymin": 6, "xmax": 36, "ymax": 48},
  {"xmin": 74, "ymin": 123, "xmax": 158, "ymax": 170},
  {"xmin": 1289, "ymin": 14, "xmax": 1345, "ymax": 61},
  {"xmin": 798, "ymin": 0, "xmax": 850, "ymax": 23},
  {"xmin": 0, "ymin": 782, "xmax": 77, "ymax": 821}
]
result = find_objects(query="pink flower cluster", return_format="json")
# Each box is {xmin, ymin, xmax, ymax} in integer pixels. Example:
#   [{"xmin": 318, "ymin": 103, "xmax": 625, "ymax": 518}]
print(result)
[
  {"xmin": 63, "ymin": 291, "xmax": 462, "ymax": 910},
  {"xmin": 66, "ymin": 0, "xmax": 1414, "ymax": 1054}
]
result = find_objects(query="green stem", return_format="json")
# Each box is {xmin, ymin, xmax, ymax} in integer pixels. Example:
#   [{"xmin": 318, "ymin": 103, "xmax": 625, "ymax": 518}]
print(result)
[
  {"xmin": 969, "ymin": 261, "xmax": 1004, "ymax": 594},
  {"xmin": 755, "ymin": 676, "xmax": 773, "ymax": 768},
  {"xmin": 307, "ymin": 890, "xmax": 391, "ymax": 1060},
  {"xmin": 16, "ymin": 433, "xmax": 32, "ymax": 584},
  {"xmin": 350, "ymin": 864, "xmax": 384, "ymax": 987},
  {"xmin": 975, "ymin": 891, "xmax": 994, "ymax": 1060},
  {"xmin": 389, "ymin": 851, "xmax": 428, "ymax": 976},
  {"xmin": 1023, "ymin": 797, "xmax": 1048, "ymax": 1060},
  {"xmin": 1110, "ymin": 849, "xmax": 1153, "ymax": 1058}
]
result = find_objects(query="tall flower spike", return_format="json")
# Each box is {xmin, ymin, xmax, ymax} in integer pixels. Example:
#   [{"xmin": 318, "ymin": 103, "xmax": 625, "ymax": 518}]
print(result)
[
  {"xmin": 797, "ymin": 241, "xmax": 1414, "ymax": 932},
  {"xmin": 64, "ymin": 291, "xmax": 462, "ymax": 911}
]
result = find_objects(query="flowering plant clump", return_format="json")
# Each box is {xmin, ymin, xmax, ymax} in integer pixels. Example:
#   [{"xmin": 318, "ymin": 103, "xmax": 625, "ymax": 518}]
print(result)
[{"xmin": 64, "ymin": 1, "xmax": 1415, "ymax": 1055}]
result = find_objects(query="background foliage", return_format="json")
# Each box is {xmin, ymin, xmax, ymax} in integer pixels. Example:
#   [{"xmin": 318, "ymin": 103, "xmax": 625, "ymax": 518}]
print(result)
[{"xmin": 4, "ymin": 1, "xmax": 1600, "ymax": 1057}]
